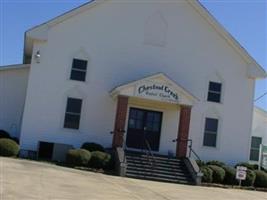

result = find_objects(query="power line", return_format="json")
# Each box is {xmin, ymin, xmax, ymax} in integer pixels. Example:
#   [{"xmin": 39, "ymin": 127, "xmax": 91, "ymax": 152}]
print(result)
[{"xmin": 255, "ymin": 92, "xmax": 267, "ymax": 102}]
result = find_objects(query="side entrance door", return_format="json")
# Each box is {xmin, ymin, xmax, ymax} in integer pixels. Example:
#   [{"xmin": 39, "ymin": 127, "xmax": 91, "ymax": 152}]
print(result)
[{"xmin": 126, "ymin": 107, "xmax": 162, "ymax": 151}]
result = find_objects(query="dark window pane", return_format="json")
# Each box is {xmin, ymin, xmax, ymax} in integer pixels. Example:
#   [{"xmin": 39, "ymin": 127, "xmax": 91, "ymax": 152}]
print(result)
[
  {"xmin": 203, "ymin": 133, "xmax": 217, "ymax": 147},
  {"xmin": 147, "ymin": 112, "xmax": 154, "ymax": 122},
  {"xmin": 64, "ymin": 114, "xmax": 80, "ymax": 129},
  {"xmin": 130, "ymin": 110, "xmax": 136, "ymax": 118},
  {"xmin": 136, "ymin": 120, "xmax": 143, "ymax": 129},
  {"xmin": 153, "ymin": 113, "xmax": 161, "ymax": 122},
  {"xmin": 137, "ymin": 110, "xmax": 144, "ymax": 120},
  {"xmin": 205, "ymin": 118, "xmax": 218, "ymax": 132},
  {"xmin": 146, "ymin": 122, "xmax": 153, "ymax": 131},
  {"xmin": 70, "ymin": 70, "xmax": 86, "ymax": 82},
  {"xmin": 72, "ymin": 59, "xmax": 88, "ymax": 70},
  {"xmin": 128, "ymin": 119, "xmax": 135, "ymax": 128},
  {"xmin": 153, "ymin": 123, "xmax": 160, "ymax": 132},
  {"xmin": 66, "ymin": 98, "xmax": 82, "ymax": 113},
  {"xmin": 250, "ymin": 149, "xmax": 260, "ymax": 161},
  {"xmin": 251, "ymin": 137, "xmax": 262, "ymax": 148},
  {"xmin": 207, "ymin": 92, "xmax": 221, "ymax": 103},
  {"xmin": 209, "ymin": 82, "xmax": 222, "ymax": 92}
]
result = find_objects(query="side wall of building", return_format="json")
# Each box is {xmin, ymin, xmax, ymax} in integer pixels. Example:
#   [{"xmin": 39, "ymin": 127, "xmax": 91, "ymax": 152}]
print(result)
[
  {"xmin": 0, "ymin": 67, "xmax": 29, "ymax": 139},
  {"xmin": 252, "ymin": 108, "xmax": 267, "ymax": 145}
]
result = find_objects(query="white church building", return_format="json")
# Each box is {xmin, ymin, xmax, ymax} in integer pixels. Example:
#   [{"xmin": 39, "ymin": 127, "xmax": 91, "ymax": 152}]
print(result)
[{"xmin": 0, "ymin": 0, "xmax": 266, "ymax": 167}]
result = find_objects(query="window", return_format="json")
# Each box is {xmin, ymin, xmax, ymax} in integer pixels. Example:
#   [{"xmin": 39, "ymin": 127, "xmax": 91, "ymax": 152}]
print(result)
[
  {"xmin": 207, "ymin": 82, "xmax": 222, "ymax": 103},
  {"xmin": 64, "ymin": 98, "xmax": 82, "ymax": 129},
  {"xmin": 250, "ymin": 137, "xmax": 262, "ymax": 161},
  {"xmin": 70, "ymin": 59, "xmax": 88, "ymax": 82},
  {"xmin": 203, "ymin": 118, "xmax": 219, "ymax": 147}
]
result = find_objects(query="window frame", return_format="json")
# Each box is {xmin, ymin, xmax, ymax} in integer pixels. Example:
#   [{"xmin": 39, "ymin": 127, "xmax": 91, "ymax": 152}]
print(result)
[
  {"xmin": 249, "ymin": 136, "xmax": 262, "ymax": 161},
  {"xmin": 70, "ymin": 58, "xmax": 88, "ymax": 82},
  {"xmin": 63, "ymin": 97, "xmax": 83, "ymax": 130},
  {"xmin": 207, "ymin": 81, "xmax": 222, "ymax": 103},
  {"xmin": 203, "ymin": 117, "xmax": 219, "ymax": 148}
]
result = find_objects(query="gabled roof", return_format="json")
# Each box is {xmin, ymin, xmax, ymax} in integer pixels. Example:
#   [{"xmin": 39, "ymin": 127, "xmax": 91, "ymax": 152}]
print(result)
[
  {"xmin": 254, "ymin": 106, "xmax": 267, "ymax": 119},
  {"xmin": 0, "ymin": 64, "xmax": 30, "ymax": 71},
  {"xmin": 24, "ymin": 0, "xmax": 266, "ymax": 79},
  {"xmin": 110, "ymin": 73, "xmax": 199, "ymax": 106}
]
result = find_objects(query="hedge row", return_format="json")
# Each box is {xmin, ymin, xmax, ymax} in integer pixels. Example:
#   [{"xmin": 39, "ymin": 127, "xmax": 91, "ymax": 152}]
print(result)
[
  {"xmin": 199, "ymin": 160, "xmax": 267, "ymax": 188},
  {"xmin": 66, "ymin": 143, "xmax": 112, "ymax": 169}
]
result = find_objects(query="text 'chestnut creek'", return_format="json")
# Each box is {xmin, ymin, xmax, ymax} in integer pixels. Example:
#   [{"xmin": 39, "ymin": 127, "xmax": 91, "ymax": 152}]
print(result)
[{"xmin": 137, "ymin": 84, "xmax": 178, "ymax": 101}]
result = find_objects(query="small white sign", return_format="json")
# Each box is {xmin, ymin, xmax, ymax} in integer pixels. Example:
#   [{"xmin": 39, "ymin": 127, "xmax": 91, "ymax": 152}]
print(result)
[{"xmin": 236, "ymin": 166, "xmax": 247, "ymax": 180}]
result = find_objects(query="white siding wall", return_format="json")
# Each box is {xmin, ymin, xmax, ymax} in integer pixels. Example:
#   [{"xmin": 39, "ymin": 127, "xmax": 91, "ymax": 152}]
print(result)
[
  {"xmin": 0, "ymin": 67, "xmax": 29, "ymax": 138},
  {"xmin": 252, "ymin": 108, "xmax": 267, "ymax": 145},
  {"xmin": 20, "ymin": 1, "xmax": 255, "ymax": 164}
]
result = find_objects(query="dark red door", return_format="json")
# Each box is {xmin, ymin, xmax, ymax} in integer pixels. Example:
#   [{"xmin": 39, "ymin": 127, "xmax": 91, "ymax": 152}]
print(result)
[{"xmin": 126, "ymin": 108, "xmax": 162, "ymax": 151}]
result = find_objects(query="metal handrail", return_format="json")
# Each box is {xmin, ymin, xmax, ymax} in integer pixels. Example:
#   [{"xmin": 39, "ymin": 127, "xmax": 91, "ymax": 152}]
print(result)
[
  {"xmin": 144, "ymin": 139, "xmax": 156, "ymax": 165},
  {"xmin": 173, "ymin": 138, "xmax": 201, "ymax": 161}
]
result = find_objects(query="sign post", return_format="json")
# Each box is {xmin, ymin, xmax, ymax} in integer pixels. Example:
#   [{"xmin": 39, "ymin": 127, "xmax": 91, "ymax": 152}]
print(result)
[{"xmin": 236, "ymin": 166, "xmax": 247, "ymax": 187}]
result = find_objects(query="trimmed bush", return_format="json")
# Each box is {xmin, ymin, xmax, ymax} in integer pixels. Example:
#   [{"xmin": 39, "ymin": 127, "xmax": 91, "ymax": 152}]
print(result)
[
  {"xmin": 235, "ymin": 162, "xmax": 256, "ymax": 170},
  {"xmin": 81, "ymin": 143, "xmax": 105, "ymax": 152},
  {"xmin": 196, "ymin": 160, "xmax": 205, "ymax": 167},
  {"xmin": 206, "ymin": 160, "xmax": 225, "ymax": 167},
  {"xmin": 0, "ymin": 130, "xmax": 10, "ymax": 139},
  {"xmin": 66, "ymin": 149, "xmax": 91, "ymax": 167},
  {"xmin": 201, "ymin": 166, "xmax": 213, "ymax": 183},
  {"xmin": 254, "ymin": 170, "xmax": 267, "ymax": 188},
  {"xmin": 89, "ymin": 151, "xmax": 111, "ymax": 169},
  {"xmin": 11, "ymin": 137, "xmax": 19, "ymax": 144},
  {"xmin": 242, "ymin": 169, "xmax": 256, "ymax": 187},
  {"xmin": 0, "ymin": 138, "xmax": 19, "ymax": 157},
  {"xmin": 222, "ymin": 166, "xmax": 237, "ymax": 185},
  {"xmin": 208, "ymin": 165, "xmax": 225, "ymax": 183}
]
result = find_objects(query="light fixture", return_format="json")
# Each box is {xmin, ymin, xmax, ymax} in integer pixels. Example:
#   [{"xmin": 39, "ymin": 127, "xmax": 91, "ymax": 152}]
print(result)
[{"xmin": 34, "ymin": 50, "xmax": 41, "ymax": 63}]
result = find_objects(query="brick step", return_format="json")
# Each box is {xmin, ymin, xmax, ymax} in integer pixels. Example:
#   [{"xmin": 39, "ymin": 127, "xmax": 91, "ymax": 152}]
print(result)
[
  {"xmin": 126, "ymin": 173, "xmax": 192, "ymax": 185},
  {"xmin": 126, "ymin": 165, "xmax": 190, "ymax": 176},
  {"xmin": 126, "ymin": 168, "xmax": 191, "ymax": 180},
  {"xmin": 126, "ymin": 158, "xmax": 186, "ymax": 169},
  {"xmin": 126, "ymin": 151, "xmax": 181, "ymax": 162},
  {"xmin": 125, "ymin": 156, "xmax": 183, "ymax": 165}
]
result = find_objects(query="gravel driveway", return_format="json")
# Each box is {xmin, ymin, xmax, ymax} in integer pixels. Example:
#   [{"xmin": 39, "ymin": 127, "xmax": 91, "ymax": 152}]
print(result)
[{"xmin": 0, "ymin": 157, "xmax": 266, "ymax": 200}]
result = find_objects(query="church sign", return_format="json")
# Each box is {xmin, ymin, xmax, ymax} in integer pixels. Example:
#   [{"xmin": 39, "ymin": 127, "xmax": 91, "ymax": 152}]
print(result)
[{"xmin": 135, "ymin": 82, "xmax": 179, "ymax": 103}]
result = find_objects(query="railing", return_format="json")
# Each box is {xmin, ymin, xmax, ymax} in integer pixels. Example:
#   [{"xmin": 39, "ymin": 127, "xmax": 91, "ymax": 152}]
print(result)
[
  {"xmin": 144, "ymin": 139, "xmax": 156, "ymax": 168},
  {"xmin": 172, "ymin": 138, "xmax": 201, "ymax": 161}
]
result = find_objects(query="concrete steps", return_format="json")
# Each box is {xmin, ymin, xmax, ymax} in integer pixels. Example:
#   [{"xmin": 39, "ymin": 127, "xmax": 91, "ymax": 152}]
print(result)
[{"xmin": 125, "ymin": 151, "xmax": 194, "ymax": 185}]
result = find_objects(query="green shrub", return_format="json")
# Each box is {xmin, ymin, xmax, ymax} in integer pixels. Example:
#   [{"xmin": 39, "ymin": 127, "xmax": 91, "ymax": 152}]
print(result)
[
  {"xmin": 235, "ymin": 162, "xmax": 256, "ymax": 170},
  {"xmin": 196, "ymin": 160, "xmax": 205, "ymax": 167},
  {"xmin": 208, "ymin": 165, "xmax": 225, "ymax": 183},
  {"xmin": 0, "ymin": 130, "xmax": 10, "ymax": 139},
  {"xmin": 66, "ymin": 149, "xmax": 91, "ymax": 167},
  {"xmin": 222, "ymin": 166, "xmax": 237, "ymax": 185},
  {"xmin": 201, "ymin": 166, "xmax": 213, "ymax": 183},
  {"xmin": 206, "ymin": 160, "xmax": 225, "ymax": 167},
  {"xmin": 254, "ymin": 170, "xmax": 267, "ymax": 188},
  {"xmin": 0, "ymin": 138, "xmax": 19, "ymax": 157},
  {"xmin": 89, "ymin": 151, "xmax": 111, "ymax": 169},
  {"xmin": 241, "ymin": 169, "xmax": 256, "ymax": 187},
  {"xmin": 81, "ymin": 142, "xmax": 105, "ymax": 152}
]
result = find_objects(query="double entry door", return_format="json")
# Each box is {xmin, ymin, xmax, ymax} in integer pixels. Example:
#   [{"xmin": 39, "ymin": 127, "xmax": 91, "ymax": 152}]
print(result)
[{"xmin": 126, "ymin": 107, "xmax": 162, "ymax": 151}]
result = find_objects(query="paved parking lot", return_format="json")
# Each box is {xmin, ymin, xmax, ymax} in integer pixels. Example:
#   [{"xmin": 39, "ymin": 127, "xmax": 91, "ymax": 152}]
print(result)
[{"xmin": 0, "ymin": 157, "xmax": 266, "ymax": 200}]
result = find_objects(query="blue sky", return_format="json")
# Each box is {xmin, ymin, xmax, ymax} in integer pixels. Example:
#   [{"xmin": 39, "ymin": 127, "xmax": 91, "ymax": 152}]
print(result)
[{"xmin": 0, "ymin": 0, "xmax": 266, "ymax": 109}]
